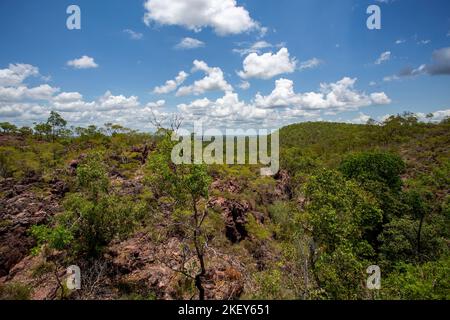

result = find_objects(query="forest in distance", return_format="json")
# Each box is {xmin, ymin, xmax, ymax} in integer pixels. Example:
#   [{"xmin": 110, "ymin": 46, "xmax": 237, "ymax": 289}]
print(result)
[{"xmin": 0, "ymin": 111, "xmax": 449, "ymax": 300}]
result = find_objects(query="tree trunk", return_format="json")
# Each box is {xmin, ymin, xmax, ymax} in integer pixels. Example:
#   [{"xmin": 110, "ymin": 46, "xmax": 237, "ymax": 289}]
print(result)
[
  {"xmin": 417, "ymin": 214, "xmax": 424, "ymax": 260},
  {"xmin": 193, "ymin": 199, "xmax": 206, "ymax": 300}
]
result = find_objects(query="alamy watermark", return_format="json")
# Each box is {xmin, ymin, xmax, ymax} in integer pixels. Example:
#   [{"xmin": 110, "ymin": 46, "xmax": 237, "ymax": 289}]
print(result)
[
  {"xmin": 65, "ymin": 4, "xmax": 381, "ymax": 33},
  {"xmin": 66, "ymin": 265, "xmax": 81, "ymax": 290},
  {"xmin": 170, "ymin": 121, "xmax": 279, "ymax": 176},
  {"xmin": 66, "ymin": 5, "xmax": 81, "ymax": 30},
  {"xmin": 367, "ymin": 5, "xmax": 381, "ymax": 30},
  {"xmin": 366, "ymin": 265, "xmax": 381, "ymax": 290}
]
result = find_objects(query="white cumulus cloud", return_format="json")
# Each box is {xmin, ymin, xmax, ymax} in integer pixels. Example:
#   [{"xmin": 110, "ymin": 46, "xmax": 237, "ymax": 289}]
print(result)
[
  {"xmin": 175, "ymin": 37, "xmax": 205, "ymax": 49},
  {"xmin": 67, "ymin": 56, "xmax": 99, "ymax": 69},
  {"xmin": 232, "ymin": 41, "xmax": 275, "ymax": 56},
  {"xmin": 146, "ymin": 99, "xmax": 166, "ymax": 108},
  {"xmin": 238, "ymin": 81, "xmax": 250, "ymax": 90},
  {"xmin": 97, "ymin": 91, "xmax": 140, "ymax": 111},
  {"xmin": 0, "ymin": 64, "xmax": 39, "ymax": 87},
  {"xmin": 254, "ymin": 77, "xmax": 391, "ymax": 111},
  {"xmin": 238, "ymin": 48, "xmax": 297, "ymax": 80},
  {"xmin": 153, "ymin": 71, "xmax": 189, "ymax": 94},
  {"xmin": 177, "ymin": 60, "xmax": 232, "ymax": 96},
  {"xmin": 0, "ymin": 85, "xmax": 60, "ymax": 101},
  {"xmin": 299, "ymin": 58, "xmax": 323, "ymax": 70},
  {"xmin": 178, "ymin": 91, "xmax": 270, "ymax": 122},
  {"xmin": 143, "ymin": 0, "xmax": 260, "ymax": 36}
]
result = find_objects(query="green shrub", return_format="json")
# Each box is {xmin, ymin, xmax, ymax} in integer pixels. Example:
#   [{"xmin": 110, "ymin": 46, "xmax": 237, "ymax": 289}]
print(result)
[
  {"xmin": 381, "ymin": 256, "xmax": 450, "ymax": 300},
  {"xmin": 246, "ymin": 214, "xmax": 271, "ymax": 241},
  {"xmin": 30, "ymin": 224, "xmax": 73, "ymax": 255},
  {"xmin": 253, "ymin": 269, "xmax": 283, "ymax": 299},
  {"xmin": 268, "ymin": 201, "xmax": 298, "ymax": 240},
  {"xmin": 339, "ymin": 152, "xmax": 405, "ymax": 192},
  {"xmin": 0, "ymin": 283, "xmax": 32, "ymax": 300},
  {"xmin": 31, "ymin": 261, "xmax": 54, "ymax": 279},
  {"xmin": 305, "ymin": 169, "xmax": 382, "ymax": 250}
]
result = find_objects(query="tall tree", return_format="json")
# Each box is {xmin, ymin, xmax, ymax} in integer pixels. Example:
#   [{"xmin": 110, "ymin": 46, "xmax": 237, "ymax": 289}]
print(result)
[
  {"xmin": 146, "ymin": 129, "xmax": 212, "ymax": 300},
  {"xmin": 47, "ymin": 111, "xmax": 67, "ymax": 141}
]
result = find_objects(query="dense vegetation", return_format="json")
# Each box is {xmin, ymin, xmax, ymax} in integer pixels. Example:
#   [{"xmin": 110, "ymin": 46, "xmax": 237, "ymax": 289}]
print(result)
[{"xmin": 0, "ymin": 112, "xmax": 448, "ymax": 300}]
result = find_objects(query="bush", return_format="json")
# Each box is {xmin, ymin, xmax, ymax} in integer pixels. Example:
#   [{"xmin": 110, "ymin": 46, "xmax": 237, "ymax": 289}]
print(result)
[
  {"xmin": 61, "ymin": 188, "xmax": 143, "ymax": 258},
  {"xmin": 30, "ymin": 224, "xmax": 73, "ymax": 255},
  {"xmin": 252, "ymin": 269, "xmax": 288, "ymax": 299},
  {"xmin": 305, "ymin": 169, "xmax": 382, "ymax": 250},
  {"xmin": 0, "ymin": 147, "xmax": 15, "ymax": 178},
  {"xmin": 314, "ymin": 244, "xmax": 368, "ymax": 300},
  {"xmin": 33, "ymin": 152, "xmax": 144, "ymax": 258},
  {"xmin": 269, "ymin": 201, "xmax": 299, "ymax": 240},
  {"xmin": 339, "ymin": 152, "xmax": 405, "ymax": 192},
  {"xmin": 381, "ymin": 256, "xmax": 450, "ymax": 300},
  {"xmin": 0, "ymin": 283, "xmax": 32, "ymax": 300},
  {"xmin": 378, "ymin": 217, "xmax": 445, "ymax": 267},
  {"xmin": 0, "ymin": 147, "xmax": 41, "ymax": 178}
]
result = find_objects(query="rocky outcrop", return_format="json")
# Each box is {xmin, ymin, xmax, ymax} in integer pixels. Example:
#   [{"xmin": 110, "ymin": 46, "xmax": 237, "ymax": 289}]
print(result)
[
  {"xmin": 68, "ymin": 153, "xmax": 86, "ymax": 175},
  {"xmin": 49, "ymin": 178, "xmax": 69, "ymax": 197},
  {"xmin": 0, "ymin": 255, "xmax": 62, "ymax": 300},
  {"xmin": 210, "ymin": 197, "xmax": 250, "ymax": 243},
  {"xmin": 274, "ymin": 170, "xmax": 292, "ymax": 200},
  {"xmin": 0, "ymin": 177, "xmax": 61, "ymax": 277},
  {"xmin": 106, "ymin": 232, "xmax": 244, "ymax": 300},
  {"xmin": 211, "ymin": 179, "xmax": 242, "ymax": 194},
  {"xmin": 130, "ymin": 143, "xmax": 154, "ymax": 165}
]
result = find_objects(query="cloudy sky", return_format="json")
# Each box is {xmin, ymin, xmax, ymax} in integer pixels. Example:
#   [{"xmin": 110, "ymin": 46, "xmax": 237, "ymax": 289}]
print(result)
[{"xmin": 0, "ymin": 0, "xmax": 449, "ymax": 131}]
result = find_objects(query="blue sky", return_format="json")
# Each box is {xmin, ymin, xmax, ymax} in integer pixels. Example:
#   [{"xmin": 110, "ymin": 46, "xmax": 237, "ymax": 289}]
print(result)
[{"xmin": 0, "ymin": 0, "xmax": 449, "ymax": 131}]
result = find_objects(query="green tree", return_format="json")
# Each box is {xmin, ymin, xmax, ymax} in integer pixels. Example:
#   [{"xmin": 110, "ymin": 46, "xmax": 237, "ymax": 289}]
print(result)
[
  {"xmin": 146, "ymin": 133, "xmax": 212, "ymax": 300},
  {"xmin": 33, "ymin": 152, "xmax": 142, "ymax": 259},
  {"xmin": 33, "ymin": 122, "xmax": 52, "ymax": 139},
  {"xmin": 31, "ymin": 225, "xmax": 73, "ymax": 255},
  {"xmin": 381, "ymin": 256, "xmax": 450, "ymax": 300},
  {"xmin": 339, "ymin": 152, "xmax": 405, "ymax": 192},
  {"xmin": 30, "ymin": 224, "xmax": 74, "ymax": 300},
  {"xmin": 0, "ymin": 122, "xmax": 17, "ymax": 134},
  {"xmin": 339, "ymin": 152, "xmax": 408, "ymax": 248},
  {"xmin": 305, "ymin": 170, "xmax": 383, "ymax": 250},
  {"xmin": 18, "ymin": 126, "xmax": 33, "ymax": 137},
  {"xmin": 62, "ymin": 152, "xmax": 141, "ymax": 257},
  {"xmin": 314, "ymin": 243, "xmax": 367, "ymax": 299},
  {"xmin": 304, "ymin": 170, "xmax": 383, "ymax": 299},
  {"xmin": 47, "ymin": 111, "xmax": 67, "ymax": 141}
]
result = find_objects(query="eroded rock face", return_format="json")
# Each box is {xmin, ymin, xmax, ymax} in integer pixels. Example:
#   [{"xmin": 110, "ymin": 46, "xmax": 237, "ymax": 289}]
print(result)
[
  {"xmin": 211, "ymin": 179, "xmax": 242, "ymax": 194},
  {"xmin": 0, "ymin": 177, "xmax": 61, "ymax": 277},
  {"xmin": 210, "ymin": 198, "xmax": 250, "ymax": 243},
  {"xmin": 106, "ymin": 232, "xmax": 244, "ymax": 300},
  {"xmin": 0, "ymin": 224, "xmax": 35, "ymax": 278},
  {"xmin": 0, "ymin": 255, "xmax": 62, "ymax": 300},
  {"xmin": 130, "ymin": 143, "xmax": 154, "ymax": 165},
  {"xmin": 68, "ymin": 153, "xmax": 86, "ymax": 175},
  {"xmin": 49, "ymin": 178, "xmax": 69, "ymax": 197},
  {"xmin": 274, "ymin": 170, "xmax": 292, "ymax": 200}
]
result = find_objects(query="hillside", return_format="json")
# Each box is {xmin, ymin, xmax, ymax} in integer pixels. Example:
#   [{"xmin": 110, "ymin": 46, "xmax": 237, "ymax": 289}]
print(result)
[{"xmin": 0, "ymin": 114, "xmax": 449, "ymax": 300}]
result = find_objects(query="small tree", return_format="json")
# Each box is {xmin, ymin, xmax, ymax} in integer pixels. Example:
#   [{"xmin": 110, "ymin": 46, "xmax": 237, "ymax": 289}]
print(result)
[
  {"xmin": 34, "ymin": 122, "xmax": 52, "ymax": 140},
  {"xmin": 341, "ymin": 152, "xmax": 407, "ymax": 219},
  {"xmin": 62, "ymin": 152, "xmax": 140, "ymax": 257},
  {"xmin": 339, "ymin": 152, "xmax": 405, "ymax": 192},
  {"xmin": 0, "ymin": 122, "xmax": 18, "ymax": 134},
  {"xmin": 304, "ymin": 169, "xmax": 383, "ymax": 299},
  {"xmin": 146, "ymin": 129, "xmax": 212, "ymax": 300},
  {"xmin": 33, "ymin": 152, "xmax": 142, "ymax": 259},
  {"xmin": 30, "ymin": 224, "xmax": 73, "ymax": 299},
  {"xmin": 18, "ymin": 126, "xmax": 33, "ymax": 137},
  {"xmin": 47, "ymin": 111, "xmax": 67, "ymax": 141}
]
